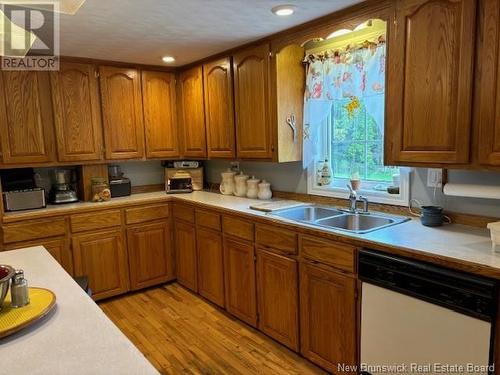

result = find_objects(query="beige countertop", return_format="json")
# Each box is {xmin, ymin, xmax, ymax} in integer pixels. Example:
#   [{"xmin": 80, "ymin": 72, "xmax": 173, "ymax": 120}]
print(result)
[
  {"xmin": 0, "ymin": 246, "xmax": 158, "ymax": 375},
  {"xmin": 3, "ymin": 190, "xmax": 499, "ymax": 278}
]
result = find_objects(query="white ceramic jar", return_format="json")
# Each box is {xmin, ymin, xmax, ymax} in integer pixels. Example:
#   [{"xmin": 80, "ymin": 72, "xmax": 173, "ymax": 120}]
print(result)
[
  {"xmin": 219, "ymin": 169, "xmax": 236, "ymax": 195},
  {"xmin": 246, "ymin": 176, "xmax": 260, "ymax": 199},
  {"xmin": 257, "ymin": 180, "xmax": 272, "ymax": 200},
  {"xmin": 234, "ymin": 172, "xmax": 249, "ymax": 197}
]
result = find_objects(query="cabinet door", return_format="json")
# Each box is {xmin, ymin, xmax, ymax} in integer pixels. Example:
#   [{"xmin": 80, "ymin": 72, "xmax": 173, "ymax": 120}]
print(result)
[
  {"xmin": 127, "ymin": 222, "xmax": 174, "ymax": 290},
  {"xmin": 386, "ymin": 0, "xmax": 476, "ymax": 164},
  {"xmin": 233, "ymin": 43, "xmax": 273, "ymax": 159},
  {"xmin": 0, "ymin": 71, "xmax": 55, "ymax": 164},
  {"xmin": 72, "ymin": 229, "xmax": 129, "ymax": 300},
  {"xmin": 196, "ymin": 227, "xmax": 225, "ymax": 307},
  {"xmin": 476, "ymin": 0, "xmax": 500, "ymax": 166},
  {"xmin": 99, "ymin": 66, "xmax": 144, "ymax": 160},
  {"xmin": 142, "ymin": 71, "xmax": 180, "ymax": 158},
  {"xmin": 174, "ymin": 220, "xmax": 198, "ymax": 291},
  {"xmin": 300, "ymin": 262, "xmax": 357, "ymax": 373},
  {"xmin": 4, "ymin": 238, "xmax": 73, "ymax": 276},
  {"xmin": 203, "ymin": 57, "xmax": 235, "ymax": 158},
  {"xmin": 223, "ymin": 236, "xmax": 257, "ymax": 327},
  {"xmin": 178, "ymin": 66, "xmax": 207, "ymax": 158},
  {"xmin": 256, "ymin": 248, "xmax": 299, "ymax": 351},
  {"xmin": 50, "ymin": 62, "xmax": 103, "ymax": 162}
]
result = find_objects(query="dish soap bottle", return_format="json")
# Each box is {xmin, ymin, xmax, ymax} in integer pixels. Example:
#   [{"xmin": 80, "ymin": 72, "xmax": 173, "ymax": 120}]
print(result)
[{"xmin": 320, "ymin": 158, "xmax": 332, "ymax": 185}]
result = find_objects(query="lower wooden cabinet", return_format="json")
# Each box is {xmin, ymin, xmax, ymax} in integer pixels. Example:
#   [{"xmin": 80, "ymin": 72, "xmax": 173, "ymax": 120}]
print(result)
[
  {"xmin": 174, "ymin": 220, "xmax": 198, "ymax": 292},
  {"xmin": 4, "ymin": 237, "xmax": 73, "ymax": 276},
  {"xmin": 223, "ymin": 236, "xmax": 257, "ymax": 327},
  {"xmin": 196, "ymin": 227, "xmax": 225, "ymax": 307},
  {"xmin": 72, "ymin": 229, "xmax": 129, "ymax": 301},
  {"xmin": 256, "ymin": 248, "xmax": 299, "ymax": 351},
  {"xmin": 127, "ymin": 222, "xmax": 174, "ymax": 290},
  {"xmin": 299, "ymin": 262, "xmax": 357, "ymax": 373}
]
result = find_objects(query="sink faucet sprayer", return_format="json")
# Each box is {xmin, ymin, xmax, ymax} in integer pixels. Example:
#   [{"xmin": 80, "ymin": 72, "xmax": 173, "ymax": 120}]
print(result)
[{"xmin": 346, "ymin": 184, "xmax": 369, "ymax": 213}]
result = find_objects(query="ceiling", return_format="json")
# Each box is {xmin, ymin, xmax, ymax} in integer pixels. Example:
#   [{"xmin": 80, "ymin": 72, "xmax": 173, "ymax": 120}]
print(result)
[{"xmin": 54, "ymin": 0, "xmax": 363, "ymax": 66}]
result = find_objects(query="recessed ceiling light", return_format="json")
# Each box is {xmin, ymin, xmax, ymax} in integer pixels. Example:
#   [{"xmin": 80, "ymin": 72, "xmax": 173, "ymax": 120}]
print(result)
[
  {"xmin": 271, "ymin": 5, "xmax": 296, "ymax": 16},
  {"xmin": 162, "ymin": 56, "xmax": 175, "ymax": 63}
]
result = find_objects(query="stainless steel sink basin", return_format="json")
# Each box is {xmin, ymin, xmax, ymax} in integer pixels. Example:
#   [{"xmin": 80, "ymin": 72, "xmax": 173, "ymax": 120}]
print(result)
[
  {"xmin": 269, "ymin": 205, "xmax": 343, "ymax": 222},
  {"xmin": 269, "ymin": 205, "xmax": 409, "ymax": 234},
  {"xmin": 315, "ymin": 213, "xmax": 406, "ymax": 233}
]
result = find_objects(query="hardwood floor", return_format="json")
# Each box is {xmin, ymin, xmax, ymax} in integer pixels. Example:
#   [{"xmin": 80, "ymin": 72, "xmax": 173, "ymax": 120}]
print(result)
[{"xmin": 99, "ymin": 283, "xmax": 326, "ymax": 375}]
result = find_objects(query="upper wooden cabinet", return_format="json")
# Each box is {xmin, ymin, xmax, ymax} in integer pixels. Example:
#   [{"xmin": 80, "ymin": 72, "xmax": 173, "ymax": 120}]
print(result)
[
  {"xmin": 386, "ymin": 0, "xmax": 477, "ymax": 165},
  {"xmin": 203, "ymin": 57, "xmax": 236, "ymax": 159},
  {"xmin": 142, "ymin": 70, "xmax": 180, "ymax": 159},
  {"xmin": 233, "ymin": 44, "xmax": 273, "ymax": 160},
  {"xmin": 0, "ymin": 71, "xmax": 56, "ymax": 165},
  {"xmin": 99, "ymin": 66, "xmax": 145, "ymax": 160},
  {"xmin": 476, "ymin": 0, "xmax": 500, "ymax": 166},
  {"xmin": 178, "ymin": 66, "xmax": 207, "ymax": 158},
  {"xmin": 50, "ymin": 62, "xmax": 103, "ymax": 162},
  {"xmin": 233, "ymin": 43, "xmax": 304, "ymax": 161}
]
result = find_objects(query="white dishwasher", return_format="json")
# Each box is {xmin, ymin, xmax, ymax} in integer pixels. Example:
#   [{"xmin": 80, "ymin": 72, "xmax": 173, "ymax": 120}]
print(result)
[{"xmin": 359, "ymin": 249, "xmax": 497, "ymax": 375}]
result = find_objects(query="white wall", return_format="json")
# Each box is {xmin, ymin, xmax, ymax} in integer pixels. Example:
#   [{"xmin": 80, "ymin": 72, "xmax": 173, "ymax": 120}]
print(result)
[{"xmin": 205, "ymin": 160, "xmax": 500, "ymax": 218}]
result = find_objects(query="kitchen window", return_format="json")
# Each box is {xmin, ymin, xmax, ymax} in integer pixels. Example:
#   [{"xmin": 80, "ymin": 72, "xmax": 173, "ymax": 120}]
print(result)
[{"xmin": 303, "ymin": 19, "xmax": 409, "ymax": 206}]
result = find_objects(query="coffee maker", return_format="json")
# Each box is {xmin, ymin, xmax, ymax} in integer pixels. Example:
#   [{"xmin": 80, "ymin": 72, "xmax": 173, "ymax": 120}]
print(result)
[{"xmin": 49, "ymin": 169, "xmax": 78, "ymax": 204}]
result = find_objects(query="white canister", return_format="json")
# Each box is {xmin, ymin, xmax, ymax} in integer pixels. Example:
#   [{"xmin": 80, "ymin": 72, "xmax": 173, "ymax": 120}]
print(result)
[
  {"xmin": 257, "ymin": 180, "xmax": 272, "ymax": 200},
  {"xmin": 246, "ymin": 176, "xmax": 260, "ymax": 199},
  {"xmin": 234, "ymin": 172, "xmax": 249, "ymax": 197},
  {"xmin": 220, "ymin": 169, "xmax": 236, "ymax": 195}
]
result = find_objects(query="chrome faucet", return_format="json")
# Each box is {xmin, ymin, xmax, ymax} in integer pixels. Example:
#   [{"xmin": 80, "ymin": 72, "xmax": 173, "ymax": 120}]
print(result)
[{"xmin": 346, "ymin": 185, "xmax": 369, "ymax": 213}]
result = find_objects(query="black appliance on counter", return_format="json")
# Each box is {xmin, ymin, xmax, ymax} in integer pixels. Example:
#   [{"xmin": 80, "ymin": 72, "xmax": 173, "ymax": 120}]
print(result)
[{"xmin": 108, "ymin": 165, "xmax": 131, "ymax": 198}]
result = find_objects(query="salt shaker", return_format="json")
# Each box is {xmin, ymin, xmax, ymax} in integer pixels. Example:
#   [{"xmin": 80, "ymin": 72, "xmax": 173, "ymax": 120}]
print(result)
[{"xmin": 11, "ymin": 269, "xmax": 29, "ymax": 308}]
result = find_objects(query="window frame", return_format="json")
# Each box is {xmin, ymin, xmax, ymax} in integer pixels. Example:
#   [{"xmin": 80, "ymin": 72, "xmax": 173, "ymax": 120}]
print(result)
[{"xmin": 306, "ymin": 110, "xmax": 410, "ymax": 207}]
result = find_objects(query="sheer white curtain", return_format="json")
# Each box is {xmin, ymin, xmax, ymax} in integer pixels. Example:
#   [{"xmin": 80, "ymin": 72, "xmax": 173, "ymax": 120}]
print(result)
[{"xmin": 302, "ymin": 41, "xmax": 386, "ymax": 169}]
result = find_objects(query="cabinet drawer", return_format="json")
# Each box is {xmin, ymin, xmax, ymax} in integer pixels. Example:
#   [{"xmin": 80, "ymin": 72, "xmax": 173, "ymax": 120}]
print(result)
[
  {"xmin": 195, "ymin": 209, "xmax": 221, "ymax": 231},
  {"xmin": 2, "ymin": 218, "xmax": 66, "ymax": 244},
  {"xmin": 71, "ymin": 210, "xmax": 122, "ymax": 233},
  {"xmin": 299, "ymin": 236, "xmax": 356, "ymax": 273},
  {"xmin": 173, "ymin": 204, "xmax": 195, "ymax": 223},
  {"xmin": 125, "ymin": 204, "xmax": 169, "ymax": 225},
  {"xmin": 222, "ymin": 215, "xmax": 254, "ymax": 241},
  {"xmin": 255, "ymin": 224, "xmax": 297, "ymax": 255}
]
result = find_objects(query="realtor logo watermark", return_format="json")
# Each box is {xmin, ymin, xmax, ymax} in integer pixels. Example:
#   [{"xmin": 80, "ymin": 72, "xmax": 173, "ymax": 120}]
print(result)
[{"xmin": 1, "ymin": 1, "xmax": 60, "ymax": 70}]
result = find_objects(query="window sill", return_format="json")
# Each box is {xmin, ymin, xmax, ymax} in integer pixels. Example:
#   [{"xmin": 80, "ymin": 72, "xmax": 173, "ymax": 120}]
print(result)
[{"xmin": 307, "ymin": 178, "xmax": 410, "ymax": 207}]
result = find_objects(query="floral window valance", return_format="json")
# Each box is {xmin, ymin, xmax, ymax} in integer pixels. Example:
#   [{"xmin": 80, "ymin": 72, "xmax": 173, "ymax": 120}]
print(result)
[{"xmin": 302, "ymin": 35, "xmax": 386, "ymax": 169}]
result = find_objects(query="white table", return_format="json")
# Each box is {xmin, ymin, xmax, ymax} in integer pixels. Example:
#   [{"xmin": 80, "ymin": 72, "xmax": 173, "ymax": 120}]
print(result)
[{"xmin": 0, "ymin": 246, "xmax": 158, "ymax": 375}]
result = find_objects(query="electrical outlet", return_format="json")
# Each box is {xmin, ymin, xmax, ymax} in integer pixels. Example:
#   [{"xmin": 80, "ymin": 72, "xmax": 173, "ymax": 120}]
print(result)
[
  {"xmin": 229, "ymin": 161, "xmax": 240, "ymax": 173},
  {"xmin": 427, "ymin": 168, "xmax": 443, "ymax": 188}
]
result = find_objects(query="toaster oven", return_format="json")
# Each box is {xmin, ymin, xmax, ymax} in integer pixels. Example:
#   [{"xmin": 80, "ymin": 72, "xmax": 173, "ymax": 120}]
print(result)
[
  {"xmin": 3, "ymin": 188, "xmax": 46, "ymax": 211},
  {"xmin": 166, "ymin": 174, "xmax": 193, "ymax": 194}
]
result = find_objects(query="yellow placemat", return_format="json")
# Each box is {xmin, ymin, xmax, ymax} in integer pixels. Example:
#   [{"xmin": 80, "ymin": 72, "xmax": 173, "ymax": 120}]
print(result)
[{"xmin": 0, "ymin": 287, "xmax": 56, "ymax": 339}]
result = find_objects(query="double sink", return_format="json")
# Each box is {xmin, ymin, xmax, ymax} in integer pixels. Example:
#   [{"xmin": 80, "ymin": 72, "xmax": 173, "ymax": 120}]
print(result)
[{"xmin": 269, "ymin": 205, "xmax": 409, "ymax": 234}]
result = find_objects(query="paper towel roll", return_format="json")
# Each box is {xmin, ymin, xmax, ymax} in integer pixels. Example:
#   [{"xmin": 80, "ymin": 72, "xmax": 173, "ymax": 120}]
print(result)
[{"xmin": 443, "ymin": 183, "xmax": 500, "ymax": 200}]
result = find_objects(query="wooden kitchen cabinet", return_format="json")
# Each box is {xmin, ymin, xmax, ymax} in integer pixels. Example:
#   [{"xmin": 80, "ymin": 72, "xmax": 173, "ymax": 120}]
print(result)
[
  {"xmin": 174, "ymin": 220, "xmax": 198, "ymax": 292},
  {"xmin": 0, "ymin": 71, "xmax": 56, "ymax": 165},
  {"xmin": 476, "ymin": 0, "xmax": 500, "ymax": 166},
  {"xmin": 50, "ymin": 62, "xmax": 103, "ymax": 162},
  {"xmin": 177, "ymin": 66, "xmax": 207, "ymax": 158},
  {"xmin": 127, "ymin": 222, "xmax": 175, "ymax": 290},
  {"xmin": 233, "ymin": 44, "xmax": 272, "ymax": 160},
  {"xmin": 72, "ymin": 229, "xmax": 129, "ymax": 300},
  {"xmin": 99, "ymin": 66, "xmax": 145, "ymax": 160},
  {"xmin": 4, "ymin": 237, "xmax": 73, "ymax": 276},
  {"xmin": 256, "ymin": 248, "xmax": 299, "ymax": 351},
  {"xmin": 203, "ymin": 57, "xmax": 235, "ymax": 159},
  {"xmin": 223, "ymin": 236, "xmax": 257, "ymax": 327},
  {"xmin": 299, "ymin": 262, "xmax": 357, "ymax": 373},
  {"xmin": 233, "ymin": 43, "xmax": 304, "ymax": 161},
  {"xmin": 142, "ymin": 70, "xmax": 180, "ymax": 159},
  {"xmin": 386, "ymin": 0, "xmax": 477, "ymax": 165},
  {"xmin": 196, "ymin": 227, "xmax": 225, "ymax": 307}
]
